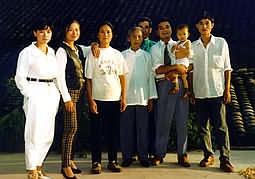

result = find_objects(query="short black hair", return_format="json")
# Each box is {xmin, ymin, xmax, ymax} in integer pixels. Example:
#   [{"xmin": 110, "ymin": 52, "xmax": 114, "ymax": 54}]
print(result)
[
  {"xmin": 63, "ymin": 19, "xmax": 80, "ymax": 32},
  {"xmin": 32, "ymin": 17, "xmax": 53, "ymax": 31},
  {"xmin": 176, "ymin": 24, "xmax": 189, "ymax": 32},
  {"xmin": 155, "ymin": 17, "xmax": 172, "ymax": 29},
  {"xmin": 97, "ymin": 21, "xmax": 114, "ymax": 33},
  {"xmin": 195, "ymin": 10, "xmax": 215, "ymax": 24},
  {"xmin": 136, "ymin": 16, "xmax": 153, "ymax": 27}
]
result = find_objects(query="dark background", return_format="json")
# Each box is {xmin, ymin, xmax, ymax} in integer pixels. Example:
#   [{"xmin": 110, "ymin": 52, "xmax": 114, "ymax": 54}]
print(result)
[{"xmin": 0, "ymin": 0, "xmax": 255, "ymax": 152}]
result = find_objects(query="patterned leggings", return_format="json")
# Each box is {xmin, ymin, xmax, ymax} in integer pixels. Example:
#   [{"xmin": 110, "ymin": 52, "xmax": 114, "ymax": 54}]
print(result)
[{"xmin": 61, "ymin": 89, "xmax": 81, "ymax": 168}]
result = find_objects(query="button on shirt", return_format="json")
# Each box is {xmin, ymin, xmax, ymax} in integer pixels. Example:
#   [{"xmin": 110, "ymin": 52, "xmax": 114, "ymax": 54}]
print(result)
[
  {"xmin": 122, "ymin": 48, "xmax": 158, "ymax": 106},
  {"xmin": 190, "ymin": 35, "xmax": 232, "ymax": 98},
  {"xmin": 150, "ymin": 39, "xmax": 176, "ymax": 79},
  {"xmin": 85, "ymin": 46, "xmax": 128, "ymax": 101},
  {"xmin": 56, "ymin": 45, "xmax": 90, "ymax": 102},
  {"xmin": 15, "ymin": 42, "xmax": 57, "ymax": 98}
]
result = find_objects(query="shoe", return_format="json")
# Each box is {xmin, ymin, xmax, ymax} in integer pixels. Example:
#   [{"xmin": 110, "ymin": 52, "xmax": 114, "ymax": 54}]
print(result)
[
  {"xmin": 199, "ymin": 156, "xmax": 214, "ymax": 167},
  {"xmin": 121, "ymin": 158, "xmax": 133, "ymax": 167},
  {"xmin": 38, "ymin": 170, "xmax": 51, "ymax": 179},
  {"xmin": 220, "ymin": 160, "xmax": 234, "ymax": 172},
  {"xmin": 71, "ymin": 167, "xmax": 82, "ymax": 174},
  {"xmin": 107, "ymin": 161, "xmax": 122, "ymax": 172},
  {"xmin": 132, "ymin": 154, "xmax": 139, "ymax": 161},
  {"xmin": 152, "ymin": 156, "xmax": 163, "ymax": 166},
  {"xmin": 178, "ymin": 155, "xmax": 191, "ymax": 167},
  {"xmin": 60, "ymin": 169, "xmax": 77, "ymax": 179},
  {"xmin": 28, "ymin": 173, "xmax": 38, "ymax": 179},
  {"xmin": 91, "ymin": 162, "xmax": 101, "ymax": 174},
  {"xmin": 140, "ymin": 160, "xmax": 150, "ymax": 167}
]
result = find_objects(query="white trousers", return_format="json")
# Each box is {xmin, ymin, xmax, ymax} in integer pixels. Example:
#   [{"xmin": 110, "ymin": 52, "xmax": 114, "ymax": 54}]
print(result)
[{"xmin": 23, "ymin": 82, "xmax": 60, "ymax": 170}]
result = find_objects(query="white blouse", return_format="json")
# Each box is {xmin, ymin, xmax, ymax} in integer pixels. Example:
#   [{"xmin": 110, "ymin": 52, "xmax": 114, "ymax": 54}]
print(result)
[{"xmin": 15, "ymin": 42, "xmax": 57, "ymax": 98}]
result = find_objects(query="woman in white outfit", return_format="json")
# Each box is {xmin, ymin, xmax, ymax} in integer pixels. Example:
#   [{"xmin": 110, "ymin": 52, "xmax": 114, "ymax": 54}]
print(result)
[{"xmin": 15, "ymin": 18, "xmax": 60, "ymax": 179}]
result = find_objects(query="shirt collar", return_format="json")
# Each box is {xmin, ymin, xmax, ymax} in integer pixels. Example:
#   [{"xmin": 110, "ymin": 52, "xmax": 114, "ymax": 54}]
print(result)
[
  {"xmin": 128, "ymin": 48, "xmax": 142, "ymax": 54},
  {"xmin": 159, "ymin": 39, "xmax": 174, "ymax": 47},
  {"xmin": 197, "ymin": 35, "xmax": 216, "ymax": 46}
]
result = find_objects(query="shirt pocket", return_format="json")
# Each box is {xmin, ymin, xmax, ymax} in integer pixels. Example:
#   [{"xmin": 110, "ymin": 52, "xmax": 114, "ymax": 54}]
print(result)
[{"xmin": 212, "ymin": 56, "xmax": 224, "ymax": 69}]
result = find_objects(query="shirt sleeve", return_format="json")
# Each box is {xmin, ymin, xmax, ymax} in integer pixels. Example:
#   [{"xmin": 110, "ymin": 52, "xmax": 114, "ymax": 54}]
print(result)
[
  {"xmin": 150, "ymin": 45, "xmax": 162, "ymax": 75},
  {"xmin": 118, "ymin": 53, "xmax": 129, "ymax": 75},
  {"xmin": 85, "ymin": 52, "xmax": 94, "ymax": 79},
  {"xmin": 146, "ymin": 53, "xmax": 158, "ymax": 99},
  {"xmin": 15, "ymin": 48, "xmax": 32, "ymax": 98},
  {"xmin": 79, "ymin": 45, "xmax": 91, "ymax": 58},
  {"xmin": 223, "ymin": 40, "xmax": 232, "ymax": 71},
  {"xmin": 189, "ymin": 44, "xmax": 195, "ymax": 64},
  {"xmin": 55, "ymin": 47, "xmax": 71, "ymax": 102}
]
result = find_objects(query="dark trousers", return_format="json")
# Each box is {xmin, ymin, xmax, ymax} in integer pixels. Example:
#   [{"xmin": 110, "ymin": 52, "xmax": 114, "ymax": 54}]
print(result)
[
  {"xmin": 154, "ymin": 79, "xmax": 189, "ymax": 159},
  {"xmin": 196, "ymin": 97, "xmax": 230, "ymax": 161},
  {"xmin": 62, "ymin": 89, "xmax": 81, "ymax": 168},
  {"xmin": 120, "ymin": 105, "xmax": 149, "ymax": 160},
  {"xmin": 148, "ymin": 102, "xmax": 156, "ymax": 156},
  {"xmin": 90, "ymin": 100, "xmax": 120, "ymax": 163}
]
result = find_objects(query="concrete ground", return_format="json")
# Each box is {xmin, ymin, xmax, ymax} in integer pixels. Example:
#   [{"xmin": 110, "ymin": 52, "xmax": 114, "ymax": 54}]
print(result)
[{"xmin": 0, "ymin": 150, "xmax": 254, "ymax": 179}]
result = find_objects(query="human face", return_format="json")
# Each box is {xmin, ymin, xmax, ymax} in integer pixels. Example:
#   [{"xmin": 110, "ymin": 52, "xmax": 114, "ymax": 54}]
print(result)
[
  {"xmin": 97, "ymin": 25, "xmax": 113, "ymax": 47},
  {"xmin": 33, "ymin": 26, "xmax": 52, "ymax": 45},
  {"xmin": 176, "ymin": 28, "xmax": 190, "ymax": 42},
  {"xmin": 129, "ymin": 29, "xmax": 143, "ymax": 51},
  {"xmin": 138, "ymin": 21, "xmax": 151, "ymax": 40},
  {"xmin": 196, "ymin": 18, "xmax": 214, "ymax": 36},
  {"xmin": 157, "ymin": 21, "xmax": 172, "ymax": 42},
  {"xmin": 65, "ymin": 22, "xmax": 80, "ymax": 42}
]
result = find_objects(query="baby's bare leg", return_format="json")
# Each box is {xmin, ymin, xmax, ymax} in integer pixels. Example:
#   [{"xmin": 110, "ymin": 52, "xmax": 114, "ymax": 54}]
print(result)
[
  {"xmin": 181, "ymin": 74, "xmax": 189, "ymax": 98},
  {"xmin": 168, "ymin": 74, "xmax": 179, "ymax": 94}
]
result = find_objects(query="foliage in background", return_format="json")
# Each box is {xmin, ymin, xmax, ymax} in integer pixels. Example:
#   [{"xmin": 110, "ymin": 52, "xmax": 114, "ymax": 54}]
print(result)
[{"xmin": 0, "ymin": 77, "xmax": 211, "ymax": 153}]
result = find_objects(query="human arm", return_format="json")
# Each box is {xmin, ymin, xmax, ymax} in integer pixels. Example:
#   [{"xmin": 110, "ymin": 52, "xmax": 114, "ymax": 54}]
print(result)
[
  {"xmin": 79, "ymin": 43, "xmax": 100, "ymax": 58},
  {"xmin": 223, "ymin": 39, "xmax": 232, "ymax": 104},
  {"xmin": 55, "ymin": 48, "xmax": 74, "ymax": 112},
  {"xmin": 119, "ymin": 75, "xmax": 127, "ymax": 112},
  {"xmin": 14, "ymin": 49, "xmax": 32, "ymax": 98},
  {"xmin": 86, "ymin": 78, "xmax": 98, "ymax": 114},
  {"xmin": 188, "ymin": 71, "xmax": 195, "ymax": 104},
  {"xmin": 223, "ymin": 70, "xmax": 231, "ymax": 104},
  {"xmin": 175, "ymin": 40, "xmax": 191, "ymax": 59},
  {"xmin": 155, "ymin": 64, "xmax": 187, "ymax": 75},
  {"xmin": 84, "ymin": 53, "xmax": 98, "ymax": 114}
]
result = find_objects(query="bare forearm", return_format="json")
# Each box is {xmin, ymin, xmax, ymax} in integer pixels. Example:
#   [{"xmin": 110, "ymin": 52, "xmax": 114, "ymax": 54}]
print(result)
[
  {"xmin": 119, "ymin": 75, "xmax": 126, "ymax": 99},
  {"xmin": 86, "ymin": 78, "xmax": 93, "ymax": 103},
  {"xmin": 224, "ymin": 70, "xmax": 231, "ymax": 91},
  {"xmin": 155, "ymin": 64, "xmax": 176, "ymax": 74},
  {"xmin": 175, "ymin": 49, "xmax": 190, "ymax": 59}
]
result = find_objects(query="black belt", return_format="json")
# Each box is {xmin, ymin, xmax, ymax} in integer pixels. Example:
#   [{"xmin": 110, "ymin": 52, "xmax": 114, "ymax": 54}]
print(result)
[{"xmin": 26, "ymin": 77, "xmax": 54, "ymax": 83}]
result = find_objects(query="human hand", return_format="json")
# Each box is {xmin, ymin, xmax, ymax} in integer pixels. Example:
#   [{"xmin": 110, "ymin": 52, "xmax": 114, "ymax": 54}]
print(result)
[
  {"xmin": 148, "ymin": 99, "xmax": 153, "ymax": 112},
  {"xmin": 223, "ymin": 89, "xmax": 231, "ymax": 104},
  {"xmin": 120, "ymin": 97, "xmax": 127, "ymax": 112},
  {"xmin": 89, "ymin": 99, "xmax": 98, "ymax": 114},
  {"xmin": 65, "ymin": 101, "xmax": 74, "ymax": 113},
  {"xmin": 175, "ymin": 64, "xmax": 187, "ymax": 75},
  {"xmin": 189, "ymin": 92, "xmax": 195, "ymax": 104},
  {"xmin": 91, "ymin": 42, "xmax": 100, "ymax": 58}
]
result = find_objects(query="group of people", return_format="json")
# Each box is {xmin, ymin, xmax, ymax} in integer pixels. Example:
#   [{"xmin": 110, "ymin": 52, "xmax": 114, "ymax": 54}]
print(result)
[{"xmin": 15, "ymin": 11, "xmax": 234, "ymax": 179}]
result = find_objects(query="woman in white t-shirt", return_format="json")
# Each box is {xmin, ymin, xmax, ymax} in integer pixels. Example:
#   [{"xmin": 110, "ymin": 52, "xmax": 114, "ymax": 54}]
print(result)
[{"xmin": 85, "ymin": 21, "xmax": 128, "ymax": 174}]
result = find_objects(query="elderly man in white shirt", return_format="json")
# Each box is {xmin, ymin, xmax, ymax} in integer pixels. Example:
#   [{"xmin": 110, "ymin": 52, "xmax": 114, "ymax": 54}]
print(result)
[
  {"xmin": 150, "ymin": 17, "xmax": 190, "ymax": 167},
  {"xmin": 189, "ymin": 11, "xmax": 234, "ymax": 172},
  {"xmin": 120, "ymin": 27, "xmax": 158, "ymax": 168}
]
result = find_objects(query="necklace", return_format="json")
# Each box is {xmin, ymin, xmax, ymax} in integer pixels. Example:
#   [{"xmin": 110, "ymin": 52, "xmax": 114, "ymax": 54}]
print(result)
[{"xmin": 63, "ymin": 41, "xmax": 77, "ymax": 52}]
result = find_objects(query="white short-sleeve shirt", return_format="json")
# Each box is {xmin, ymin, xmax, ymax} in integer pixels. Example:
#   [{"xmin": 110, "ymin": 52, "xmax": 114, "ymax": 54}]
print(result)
[{"xmin": 85, "ymin": 46, "xmax": 128, "ymax": 101}]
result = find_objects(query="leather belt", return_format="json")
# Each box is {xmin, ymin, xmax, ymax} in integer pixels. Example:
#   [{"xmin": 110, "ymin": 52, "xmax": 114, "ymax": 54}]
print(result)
[
  {"xmin": 155, "ymin": 77, "xmax": 166, "ymax": 83},
  {"xmin": 26, "ymin": 77, "xmax": 54, "ymax": 83}
]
